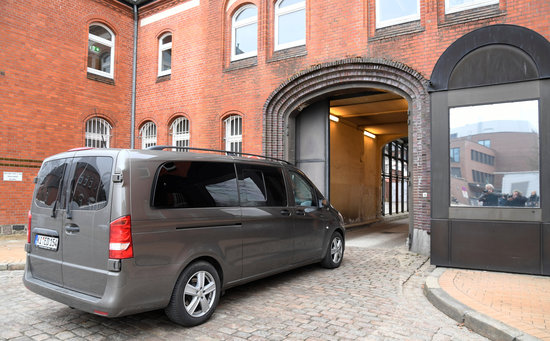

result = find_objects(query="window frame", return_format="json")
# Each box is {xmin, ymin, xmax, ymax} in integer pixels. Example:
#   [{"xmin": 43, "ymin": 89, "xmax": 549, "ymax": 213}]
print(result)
[
  {"xmin": 140, "ymin": 122, "xmax": 157, "ymax": 149},
  {"xmin": 445, "ymin": 0, "xmax": 499, "ymax": 14},
  {"xmin": 87, "ymin": 23, "xmax": 115, "ymax": 79},
  {"xmin": 224, "ymin": 115, "xmax": 242, "ymax": 153},
  {"xmin": 158, "ymin": 32, "xmax": 172, "ymax": 77},
  {"xmin": 85, "ymin": 117, "xmax": 112, "ymax": 148},
  {"xmin": 274, "ymin": 0, "xmax": 306, "ymax": 51},
  {"xmin": 170, "ymin": 116, "xmax": 190, "ymax": 148},
  {"xmin": 375, "ymin": 0, "xmax": 420, "ymax": 29},
  {"xmin": 231, "ymin": 5, "xmax": 258, "ymax": 61}
]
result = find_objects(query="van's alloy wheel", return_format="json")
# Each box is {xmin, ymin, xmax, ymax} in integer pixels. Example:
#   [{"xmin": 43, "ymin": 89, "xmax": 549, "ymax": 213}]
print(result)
[
  {"xmin": 165, "ymin": 261, "xmax": 221, "ymax": 326},
  {"xmin": 184, "ymin": 270, "xmax": 216, "ymax": 317},
  {"xmin": 321, "ymin": 232, "xmax": 344, "ymax": 268}
]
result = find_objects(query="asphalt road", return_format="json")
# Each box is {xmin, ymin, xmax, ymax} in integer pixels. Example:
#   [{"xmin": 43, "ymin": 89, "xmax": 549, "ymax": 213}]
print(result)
[{"xmin": 0, "ymin": 219, "xmax": 486, "ymax": 340}]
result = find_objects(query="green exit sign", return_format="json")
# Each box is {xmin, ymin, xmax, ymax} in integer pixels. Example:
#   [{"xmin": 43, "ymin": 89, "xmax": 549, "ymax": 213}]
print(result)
[{"xmin": 89, "ymin": 45, "xmax": 100, "ymax": 53}]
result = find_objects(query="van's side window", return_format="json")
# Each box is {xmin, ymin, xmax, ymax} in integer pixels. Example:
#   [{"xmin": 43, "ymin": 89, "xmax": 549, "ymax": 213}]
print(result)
[
  {"xmin": 237, "ymin": 165, "xmax": 287, "ymax": 207},
  {"xmin": 289, "ymin": 171, "xmax": 316, "ymax": 207},
  {"xmin": 68, "ymin": 157, "xmax": 113, "ymax": 210},
  {"xmin": 35, "ymin": 159, "xmax": 68, "ymax": 208},
  {"xmin": 153, "ymin": 161, "xmax": 239, "ymax": 208}
]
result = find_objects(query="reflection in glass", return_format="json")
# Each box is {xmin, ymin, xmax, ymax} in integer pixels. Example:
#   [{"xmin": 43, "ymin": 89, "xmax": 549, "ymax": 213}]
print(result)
[
  {"xmin": 278, "ymin": 10, "xmax": 305, "ymax": 46},
  {"xmin": 449, "ymin": 100, "xmax": 539, "ymax": 208}
]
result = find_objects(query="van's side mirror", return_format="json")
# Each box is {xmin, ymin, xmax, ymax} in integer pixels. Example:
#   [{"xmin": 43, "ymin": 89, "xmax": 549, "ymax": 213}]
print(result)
[{"xmin": 319, "ymin": 199, "xmax": 329, "ymax": 208}]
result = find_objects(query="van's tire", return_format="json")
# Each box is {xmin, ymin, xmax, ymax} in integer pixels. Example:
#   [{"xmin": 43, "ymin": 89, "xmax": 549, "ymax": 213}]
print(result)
[
  {"xmin": 165, "ymin": 261, "xmax": 221, "ymax": 326},
  {"xmin": 321, "ymin": 231, "xmax": 344, "ymax": 269}
]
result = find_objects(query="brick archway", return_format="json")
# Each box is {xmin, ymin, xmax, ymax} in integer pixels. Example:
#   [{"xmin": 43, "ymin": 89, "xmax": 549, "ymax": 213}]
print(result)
[{"xmin": 262, "ymin": 57, "xmax": 432, "ymax": 254}]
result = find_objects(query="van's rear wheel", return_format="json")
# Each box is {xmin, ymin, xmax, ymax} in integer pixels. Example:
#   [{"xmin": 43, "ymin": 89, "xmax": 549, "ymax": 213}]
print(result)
[
  {"xmin": 321, "ymin": 231, "xmax": 344, "ymax": 268},
  {"xmin": 165, "ymin": 261, "xmax": 220, "ymax": 326}
]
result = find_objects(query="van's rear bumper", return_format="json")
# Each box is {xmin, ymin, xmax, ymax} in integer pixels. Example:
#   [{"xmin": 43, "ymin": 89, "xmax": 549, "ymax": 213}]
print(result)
[{"xmin": 22, "ymin": 257, "xmax": 170, "ymax": 318}]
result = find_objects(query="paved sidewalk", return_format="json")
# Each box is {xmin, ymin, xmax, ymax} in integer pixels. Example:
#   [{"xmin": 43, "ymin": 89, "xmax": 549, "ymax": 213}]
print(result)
[
  {"xmin": 0, "ymin": 234, "xmax": 25, "ymax": 270},
  {"xmin": 425, "ymin": 267, "xmax": 550, "ymax": 341}
]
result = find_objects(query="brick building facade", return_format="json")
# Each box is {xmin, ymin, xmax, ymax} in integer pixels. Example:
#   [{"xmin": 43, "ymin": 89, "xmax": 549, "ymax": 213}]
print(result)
[{"xmin": 2, "ymin": 0, "xmax": 549, "ymax": 260}]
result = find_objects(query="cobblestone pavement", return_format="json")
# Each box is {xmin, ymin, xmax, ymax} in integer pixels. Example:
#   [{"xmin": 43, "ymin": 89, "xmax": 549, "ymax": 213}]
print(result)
[{"xmin": 0, "ymin": 244, "xmax": 486, "ymax": 341}]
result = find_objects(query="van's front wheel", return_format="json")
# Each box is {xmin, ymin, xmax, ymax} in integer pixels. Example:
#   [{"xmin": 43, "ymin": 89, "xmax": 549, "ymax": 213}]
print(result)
[
  {"xmin": 321, "ymin": 231, "xmax": 344, "ymax": 268},
  {"xmin": 165, "ymin": 261, "xmax": 221, "ymax": 326}
]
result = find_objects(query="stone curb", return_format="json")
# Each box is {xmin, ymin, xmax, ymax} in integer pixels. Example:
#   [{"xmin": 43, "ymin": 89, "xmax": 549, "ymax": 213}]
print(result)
[
  {"xmin": 0, "ymin": 262, "xmax": 25, "ymax": 271},
  {"xmin": 423, "ymin": 267, "xmax": 539, "ymax": 341}
]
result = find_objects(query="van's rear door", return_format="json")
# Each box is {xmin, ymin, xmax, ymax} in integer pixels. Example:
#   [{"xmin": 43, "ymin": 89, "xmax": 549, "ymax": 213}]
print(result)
[
  {"xmin": 61, "ymin": 155, "xmax": 114, "ymax": 297},
  {"xmin": 29, "ymin": 157, "xmax": 71, "ymax": 287}
]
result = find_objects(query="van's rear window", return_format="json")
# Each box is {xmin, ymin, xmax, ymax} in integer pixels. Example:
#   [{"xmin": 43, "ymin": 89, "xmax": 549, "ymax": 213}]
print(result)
[
  {"xmin": 35, "ymin": 159, "xmax": 68, "ymax": 208},
  {"xmin": 153, "ymin": 161, "xmax": 239, "ymax": 208},
  {"xmin": 68, "ymin": 157, "xmax": 113, "ymax": 211}
]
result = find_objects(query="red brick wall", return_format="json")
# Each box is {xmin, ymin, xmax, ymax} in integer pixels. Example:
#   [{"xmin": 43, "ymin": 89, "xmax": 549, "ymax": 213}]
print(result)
[{"xmin": 0, "ymin": 0, "xmax": 133, "ymax": 225}]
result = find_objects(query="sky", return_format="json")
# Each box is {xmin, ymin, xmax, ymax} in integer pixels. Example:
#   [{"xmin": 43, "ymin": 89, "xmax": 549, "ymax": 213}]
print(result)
[{"xmin": 449, "ymin": 100, "xmax": 539, "ymax": 133}]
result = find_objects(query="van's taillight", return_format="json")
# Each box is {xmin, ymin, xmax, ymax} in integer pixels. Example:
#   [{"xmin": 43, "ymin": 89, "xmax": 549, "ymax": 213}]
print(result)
[
  {"xmin": 109, "ymin": 216, "xmax": 133, "ymax": 259},
  {"xmin": 27, "ymin": 211, "xmax": 32, "ymax": 243}
]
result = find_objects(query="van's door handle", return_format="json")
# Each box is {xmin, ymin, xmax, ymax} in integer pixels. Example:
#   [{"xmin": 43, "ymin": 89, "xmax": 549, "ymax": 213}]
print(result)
[
  {"xmin": 65, "ymin": 224, "xmax": 80, "ymax": 234},
  {"xmin": 280, "ymin": 209, "xmax": 291, "ymax": 216},
  {"xmin": 296, "ymin": 209, "xmax": 305, "ymax": 216}
]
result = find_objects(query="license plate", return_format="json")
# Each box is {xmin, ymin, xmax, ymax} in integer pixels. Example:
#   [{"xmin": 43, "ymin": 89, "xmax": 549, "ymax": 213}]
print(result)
[{"xmin": 35, "ymin": 235, "xmax": 59, "ymax": 251}]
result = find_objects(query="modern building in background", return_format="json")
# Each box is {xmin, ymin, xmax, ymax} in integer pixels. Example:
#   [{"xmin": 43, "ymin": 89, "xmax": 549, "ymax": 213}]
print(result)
[{"xmin": 2, "ymin": 0, "xmax": 549, "ymax": 274}]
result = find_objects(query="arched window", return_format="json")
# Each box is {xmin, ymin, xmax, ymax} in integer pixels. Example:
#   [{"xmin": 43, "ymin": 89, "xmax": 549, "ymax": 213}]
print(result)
[
  {"xmin": 224, "ymin": 115, "xmax": 242, "ymax": 152},
  {"xmin": 158, "ymin": 33, "xmax": 172, "ymax": 76},
  {"xmin": 140, "ymin": 122, "xmax": 157, "ymax": 149},
  {"xmin": 171, "ymin": 117, "xmax": 190, "ymax": 148},
  {"xmin": 85, "ymin": 117, "xmax": 112, "ymax": 148},
  {"xmin": 231, "ymin": 5, "xmax": 258, "ymax": 61},
  {"xmin": 274, "ymin": 0, "xmax": 305, "ymax": 51},
  {"xmin": 88, "ymin": 23, "xmax": 115, "ymax": 78}
]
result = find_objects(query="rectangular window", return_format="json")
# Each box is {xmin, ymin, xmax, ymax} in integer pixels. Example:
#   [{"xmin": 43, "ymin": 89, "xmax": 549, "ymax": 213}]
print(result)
[
  {"xmin": 237, "ymin": 165, "xmax": 287, "ymax": 207},
  {"xmin": 450, "ymin": 100, "xmax": 539, "ymax": 207},
  {"xmin": 451, "ymin": 167, "xmax": 462, "ymax": 178},
  {"xmin": 152, "ymin": 161, "xmax": 239, "ymax": 208},
  {"xmin": 445, "ymin": 0, "xmax": 499, "ymax": 14},
  {"xmin": 376, "ymin": 0, "xmax": 420, "ymax": 28},
  {"xmin": 478, "ymin": 139, "xmax": 491, "ymax": 148},
  {"xmin": 450, "ymin": 148, "xmax": 460, "ymax": 163}
]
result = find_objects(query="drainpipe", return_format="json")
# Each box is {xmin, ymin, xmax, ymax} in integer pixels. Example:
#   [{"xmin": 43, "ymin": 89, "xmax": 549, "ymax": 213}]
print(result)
[{"xmin": 130, "ymin": 3, "xmax": 138, "ymax": 148}]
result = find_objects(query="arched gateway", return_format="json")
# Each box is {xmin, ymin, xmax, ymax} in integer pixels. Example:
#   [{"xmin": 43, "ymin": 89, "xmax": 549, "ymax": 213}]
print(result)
[{"xmin": 262, "ymin": 58, "xmax": 431, "ymax": 254}]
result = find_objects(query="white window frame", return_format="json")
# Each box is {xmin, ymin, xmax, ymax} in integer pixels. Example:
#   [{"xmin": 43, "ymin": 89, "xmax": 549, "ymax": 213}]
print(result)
[
  {"xmin": 171, "ymin": 117, "xmax": 190, "ymax": 148},
  {"xmin": 274, "ymin": 0, "xmax": 306, "ymax": 51},
  {"xmin": 87, "ymin": 23, "xmax": 115, "ymax": 79},
  {"xmin": 140, "ymin": 122, "xmax": 157, "ymax": 149},
  {"xmin": 445, "ymin": 0, "xmax": 499, "ymax": 14},
  {"xmin": 158, "ymin": 33, "xmax": 172, "ymax": 76},
  {"xmin": 224, "ymin": 115, "xmax": 242, "ymax": 153},
  {"xmin": 375, "ymin": 0, "xmax": 420, "ymax": 28},
  {"xmin": 231, "ymin": 5, "xmax": 258, "ymax": 61},
  {"xmin": 85, "ymin": 117, "xmax": 112, "ymax": 148}
]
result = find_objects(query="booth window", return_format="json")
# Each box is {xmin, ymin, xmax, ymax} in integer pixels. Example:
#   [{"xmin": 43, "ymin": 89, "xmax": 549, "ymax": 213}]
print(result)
[{"xmin": 449, "ymin": 100, "xmax": 539, "ymax": 208}]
